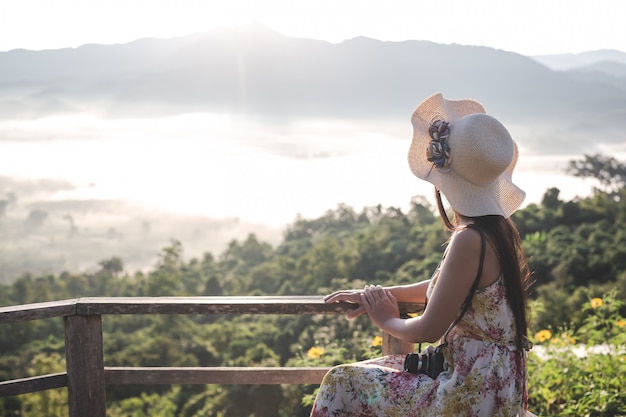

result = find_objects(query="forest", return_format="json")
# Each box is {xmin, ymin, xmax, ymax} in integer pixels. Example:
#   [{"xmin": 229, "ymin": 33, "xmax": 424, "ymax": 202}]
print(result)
[{"xmin": 0, "ymin": 154, "xmax": 625, "ymax": 416}]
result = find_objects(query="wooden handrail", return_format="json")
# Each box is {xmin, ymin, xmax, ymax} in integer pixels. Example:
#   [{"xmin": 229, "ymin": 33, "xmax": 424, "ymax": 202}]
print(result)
[
  {"xmin": 0, "ymin": 373, "xmax": 68, "ymax": 397},
  {"xmin": 0, "ymin": 299, "xmax": 78, "ymax": 323},
  {"xmin": 0, "ymin": 297, "xmax": 423, "ymax": 417},
  {"xmin": 0, "ymin": 296, "xmax": 424, "ymax": 322}
]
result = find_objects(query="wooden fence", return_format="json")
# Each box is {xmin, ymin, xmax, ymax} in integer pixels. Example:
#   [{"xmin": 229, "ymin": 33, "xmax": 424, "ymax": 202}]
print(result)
[{"xmin": 0, "ymin": 296, "xmax": 422, "ymax": 417}]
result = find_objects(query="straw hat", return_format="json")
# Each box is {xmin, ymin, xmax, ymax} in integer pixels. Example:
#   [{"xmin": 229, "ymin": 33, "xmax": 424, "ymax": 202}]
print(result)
[{"xmin": 408, "ymin": 92, "xmax": 525, "ymax": 218}]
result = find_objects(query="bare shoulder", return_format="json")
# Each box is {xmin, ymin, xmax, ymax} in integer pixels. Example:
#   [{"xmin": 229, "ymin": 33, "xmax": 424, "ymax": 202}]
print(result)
[
  {"xmin": 446, "ymin": 225, "xmax": 500, "ymax": 289},
  {"xmin": 448, "ymin": 226, "xmax": 482, "ymax": 253}
]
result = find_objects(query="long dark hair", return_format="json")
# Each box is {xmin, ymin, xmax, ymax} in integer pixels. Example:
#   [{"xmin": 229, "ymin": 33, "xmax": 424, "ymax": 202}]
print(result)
[{"xmin": 435, "ymin": 189, "xmax": 532, "ymax": 353}]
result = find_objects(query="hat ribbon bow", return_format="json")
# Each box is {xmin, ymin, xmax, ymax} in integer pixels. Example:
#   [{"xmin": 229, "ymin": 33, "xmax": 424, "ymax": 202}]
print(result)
[{"xmin": 426, "ymin": 119, "xmax": 452, "ymax": 172}]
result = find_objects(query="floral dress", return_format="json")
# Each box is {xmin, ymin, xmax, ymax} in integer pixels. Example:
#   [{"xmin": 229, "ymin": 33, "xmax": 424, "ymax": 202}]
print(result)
[{"xmin": 310, "ymin": 276, "xmax": 528, "ymax": 417}]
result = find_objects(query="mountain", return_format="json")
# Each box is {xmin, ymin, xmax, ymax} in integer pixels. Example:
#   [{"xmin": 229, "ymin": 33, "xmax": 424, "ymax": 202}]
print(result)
[
  {"xmin": 532, "ymin": 49, "xmax": 626, "ymax": 71},
  {"xmin": 1, "ymin": 23, "xmax": 626, "ymax": 132},
  {"xmin": 530, "ymin": 50, "xmax": 626, "ymax": 115}
]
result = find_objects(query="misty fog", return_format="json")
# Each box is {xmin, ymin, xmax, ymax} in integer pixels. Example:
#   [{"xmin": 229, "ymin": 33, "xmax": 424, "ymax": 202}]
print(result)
[
  {"xmin": 0, "ymin": 111, "xmax": 610, "ymax": 283},
  {"xmin": 1, "ymin": 24, "xmax": 625, "ymax": 283}
]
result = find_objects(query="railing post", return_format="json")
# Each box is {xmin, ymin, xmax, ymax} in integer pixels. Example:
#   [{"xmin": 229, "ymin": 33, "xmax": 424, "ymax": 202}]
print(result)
[
  {"xmin": 382, "ymin": 332, "xmax": 414, "ymax": 356},
  {"xmin": 64, "ymin": 314, "xmax": 106, "ymax": 417}
]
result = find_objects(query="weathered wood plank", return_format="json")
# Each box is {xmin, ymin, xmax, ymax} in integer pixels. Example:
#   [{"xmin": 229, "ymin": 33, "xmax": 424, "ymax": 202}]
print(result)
[
  {"xmin": 65, "ymin": 315, "xmax": 106, "ymax": 417},
  {"xmin": 105, "ymin": 367, "xmax": 331, "ymax": 385},
  {"xmin": 74, "ymin": 296, "xmax": 424, "ymax": 316},
  {"xmin": 383, "ymin": 332, "xmax": 415, "ymax": 356},
  {"xmin": 0, "ymin": 373, "xmax": 67, "ymax": 397},
  {"xmin": 0, "ymin": 297, "xmax": 423, "ymax": 320},
  {"xmin": 76, "ymin": 296, "xmax": 352, "ymax": 315},
  {"xmin": 0, "ymin": 299, "xmax": 77, "ymax": 324}
]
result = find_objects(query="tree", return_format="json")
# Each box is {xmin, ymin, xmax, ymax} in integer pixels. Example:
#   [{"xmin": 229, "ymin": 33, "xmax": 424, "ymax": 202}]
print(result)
[
  {"xmin": 4, "ymin": 192, "xmax": 626, "ymax": 416},
  {"xmin": 99, "ymin": 257, "xmax": 124, "ymax": 277},
  {"xmin": 541, "ymin": 187, "xmax": 562, "ymax": 210},
  {"xmin": 143, "ymin": 240, "xmax": 184, "ymax": 296},
  {"xmin": 566, "ymin": 153, "xmax": 626, "ymax": 197},
  {"xmin": 20, "ymin": 353, "xmax": 68, "ymax": 417}
]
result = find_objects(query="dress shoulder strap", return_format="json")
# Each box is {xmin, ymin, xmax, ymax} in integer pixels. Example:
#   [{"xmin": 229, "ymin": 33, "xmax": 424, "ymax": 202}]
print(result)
[{"xmin": 441, "ymin": 224, "xmax": 487, "ymax": 345}]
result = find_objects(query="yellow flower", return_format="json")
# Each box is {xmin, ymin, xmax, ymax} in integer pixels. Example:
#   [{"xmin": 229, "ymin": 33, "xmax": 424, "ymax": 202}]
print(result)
[
  {"xmin": 562, "ymin": 332, "xmax": 576, "ymax": 345},
  {"xmin": 371, "ymin": 335, "xmax": 383, "ymax": 347},
  {"xmin": 534, "ymin": 329, "xmax": 552, "ymax": 343},
  {"xmin": 306, "ymin": 346, "xmax": 325, "ymax": 359},
  {"xmin": 617, "ymin": 319, "xmax": 626, "ymax": 328},
  {"xmin": 590, "ymin": 298, "xmax": 603, "ymax": 309}
]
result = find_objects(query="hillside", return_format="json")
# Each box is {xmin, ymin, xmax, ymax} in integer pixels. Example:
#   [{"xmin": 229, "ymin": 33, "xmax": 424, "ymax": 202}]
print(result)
[{"xmin": 1, "ymin": 24, "xmax": 625, "ymax": 126}]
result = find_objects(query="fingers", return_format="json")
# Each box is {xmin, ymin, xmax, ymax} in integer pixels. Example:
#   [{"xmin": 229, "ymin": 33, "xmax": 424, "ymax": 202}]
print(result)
[
  {"xmin": 323, "ymin": 293, "xmax": 340, "ymax": 303},
  {"xmin": 360, "ymin": 285, "xmax": 383, "ymax": 312},
  {"xmin": 324, "ymin": 290, "xmax": 366, "ymax": 319},
  {"xmin": 323, "ymin": 290, "xmax": 347, "ymax": 303},
  {"xmin": 324, "ymin": 290, "xmax": 361, "ymax": 304},
  {"xmin": 324, "ymin": 286, "xmax": 383, "ymax": 303},
  {"xmin": 324, "ymin": 285, "xmax": 392, "ymax": 321},
  {"xmin": 346, "ymin": 305, "xmax": 365, "ymax": 319},
  {"xmin": 360, "ymin": 291, "xmax": 373, "ymax": 314},
  {"xmin": 363, "ymin": 284, "xmax": 385, "ymax": 302}
]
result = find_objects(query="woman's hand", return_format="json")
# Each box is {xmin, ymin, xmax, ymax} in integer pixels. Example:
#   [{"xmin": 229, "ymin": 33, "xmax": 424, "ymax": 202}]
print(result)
[
  {"xmin": 324, "ymin": 289, "xmax": 366, "ymax": 319},
  {"xmin": 360, "ymin": 285, "xmax": 400, "ymax": 330}
]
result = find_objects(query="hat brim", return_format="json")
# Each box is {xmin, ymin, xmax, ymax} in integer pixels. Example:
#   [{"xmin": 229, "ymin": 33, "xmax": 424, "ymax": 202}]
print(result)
[{"xmin": 408, "ymin": 93, "xmax": 526, "ymax": 218}]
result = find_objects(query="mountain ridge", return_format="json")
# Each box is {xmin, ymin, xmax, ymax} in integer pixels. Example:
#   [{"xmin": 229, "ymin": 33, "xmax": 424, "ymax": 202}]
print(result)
[
  {"xmin": 1, "ymin": 23, "xmax": 625, "ymax": 131},
  {"xmin": 531, "ymin": 49, "xmax": 626, "ymax": 70}
]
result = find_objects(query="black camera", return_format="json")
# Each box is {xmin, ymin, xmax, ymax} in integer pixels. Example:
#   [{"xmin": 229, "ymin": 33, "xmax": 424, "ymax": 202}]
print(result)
[{"xmin": 403, "ymin": 346, "xmax": 445, "ymax": 379}]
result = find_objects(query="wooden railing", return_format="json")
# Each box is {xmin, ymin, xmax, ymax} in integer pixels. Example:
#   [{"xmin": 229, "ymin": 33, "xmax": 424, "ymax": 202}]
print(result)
[{"xmin": 0, "ymin": 296, "xmax": 422, "ymax": 417}]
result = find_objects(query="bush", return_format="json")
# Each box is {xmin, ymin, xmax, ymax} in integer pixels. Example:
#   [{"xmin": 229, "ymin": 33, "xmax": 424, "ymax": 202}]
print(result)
[{"xmin": 528, "ymin": 290, "xmax": 626, "ymax": 416}]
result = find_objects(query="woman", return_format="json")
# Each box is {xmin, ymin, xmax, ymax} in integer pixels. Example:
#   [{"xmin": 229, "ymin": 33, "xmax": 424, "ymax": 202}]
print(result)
[{"xmin": 310, "ymin": 93, "xmax": 533, "ymax": 417}]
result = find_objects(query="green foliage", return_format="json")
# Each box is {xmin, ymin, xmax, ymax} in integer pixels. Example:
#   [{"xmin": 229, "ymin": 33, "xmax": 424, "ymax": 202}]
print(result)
[
  {"xmin": 566, "ymin": 153, "xmax": 626, "ymax": 197},
  {"xmin": 528, "ymin": 291, "xmax": 626, "ymax": 416},
  {"xmin": 107, "ymin": 387, "xmax": 179, "ymax": 417},
  {"xmin": 20, "ymin": 353, "xmax": 68, "ymax": 417},
  {"xmin": 1, "ymin": 156, "xmax": 626, "ymax": 416},
  {"xmin": 575, "ymin": 289, "xmax": 626, "ymax": 346}
]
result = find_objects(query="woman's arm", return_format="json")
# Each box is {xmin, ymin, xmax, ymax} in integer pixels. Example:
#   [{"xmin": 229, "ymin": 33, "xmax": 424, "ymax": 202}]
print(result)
[
  {"xmin": 362, "ymin": 228, "xmax": 484, "ymax": 343},
  {"xmin": 324, "ymin": 280, "xmax": 431, "ymax": 319},
  {"xmin": 386, "ymin": 281, "xmax": 431, "ymax": 303}
]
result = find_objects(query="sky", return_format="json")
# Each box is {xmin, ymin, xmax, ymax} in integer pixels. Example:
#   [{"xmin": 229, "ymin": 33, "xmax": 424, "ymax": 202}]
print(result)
[{"xmin": 1, "ymin": 0, "xmax": 625, "ymax": 55}]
